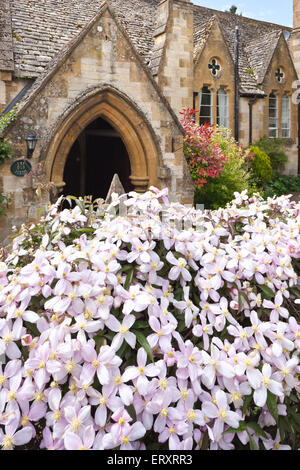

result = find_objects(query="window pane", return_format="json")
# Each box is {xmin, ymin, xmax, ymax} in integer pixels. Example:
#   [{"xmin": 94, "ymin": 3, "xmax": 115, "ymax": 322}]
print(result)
[
  {"xmin": 282, "ymin": 94, "xmax": 290, "ymax": 138},
  {"xmin": 199, "ymin": 86, "xmax": 212, "ymax": 125},
  {"xmin": 269, "ymin": 93, "xmax": 278, "ymax": 138},
  {"xmin": 217, "ymin": 88, "xmax": 228, "ymax": 128}
]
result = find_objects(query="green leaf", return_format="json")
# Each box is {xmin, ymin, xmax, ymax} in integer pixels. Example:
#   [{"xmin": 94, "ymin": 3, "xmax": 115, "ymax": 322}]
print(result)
[
  {"xmin": 266, "ymin": 391, "xmax": 278, "ymax": 424},
  {"xmin": 247, "ymin": 431, "xmax": 258, "ymax": 450},
  {"xmin": 132, "ymin": 329, "xmax": 154, "ymax": 363},
  {"xmin": 242, "ymin": 393, "xmax": 253, "ymax": 415},
  {"xmin": 124, "ymin": 268, "xmax": 134, "ymax": 291},
  {"xmin": 116, "ymin": 340, "xmax": 129, "ymax": 359},
  {"xmin": 127, "ymin": 404, "xmax": 137, "ymax": 422},
  {"xmin": 260, "ymin": 285, "xmax": 274, "ymax": 300},
  {"xmin": 223, "ymin": 421, "xmax": 247, "ymax": 434},
  {"xmin": 200, "ymin": 431, "xmax": 209, "ymax": 450},
  {"xmin": 247, "ymin": 422, "xmax": 267, "ymax": 439}
]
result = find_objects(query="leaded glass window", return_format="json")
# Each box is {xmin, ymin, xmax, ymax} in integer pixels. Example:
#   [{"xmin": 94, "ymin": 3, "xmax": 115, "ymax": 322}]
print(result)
[
  {"xmin": 281, "ymin": 94, "xmax": 290, "ymax": 138},
  {"xmin": 269, "ymin": 93, "xmax": 278, "ymax": 138},
  {"xmin": 199, "ymin": 86, "xmax": 212, "ymax": 125},
  {"xmin": 217, "ymin": 88, "xmax": 228, "ymax": 128}
]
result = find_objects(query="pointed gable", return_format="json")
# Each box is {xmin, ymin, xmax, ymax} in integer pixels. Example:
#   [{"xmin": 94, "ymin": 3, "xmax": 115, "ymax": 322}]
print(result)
[{"xmin": 193, "ymin": 4, "xmax": 292, "ymax": 96}]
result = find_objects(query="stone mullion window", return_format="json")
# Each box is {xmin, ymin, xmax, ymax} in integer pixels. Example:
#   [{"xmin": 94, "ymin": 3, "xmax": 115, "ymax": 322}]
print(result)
[
  {"xmin": 281, "ymin": 94, "xmax": 291, "ymax": 138},
  {"xmin": 268, "ymin": 92, "xmax": 278, "ymax": 138},
  {"xmin": 216, "ymin": 88, "xmax": 229, "ymax": 128},
  {"xmin": 199, "ymin": 86, "xmax": 213, "ymax": 125}
]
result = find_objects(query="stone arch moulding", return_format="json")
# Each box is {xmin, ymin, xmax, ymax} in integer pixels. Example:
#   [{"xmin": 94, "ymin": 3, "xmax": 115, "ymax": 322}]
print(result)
[{"xmin": 43, "ymin": 86, "xmax": 163, "ymax": 194}]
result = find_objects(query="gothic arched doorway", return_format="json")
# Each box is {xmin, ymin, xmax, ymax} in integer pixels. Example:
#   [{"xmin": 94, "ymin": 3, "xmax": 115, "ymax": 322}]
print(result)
[
  {"xmin": 63, "ymin": 117, "xmax": 134, "ymax": 200},
  {"xmin": 45, "ymin": 87, "xmax": 163, "ymax": 197}
]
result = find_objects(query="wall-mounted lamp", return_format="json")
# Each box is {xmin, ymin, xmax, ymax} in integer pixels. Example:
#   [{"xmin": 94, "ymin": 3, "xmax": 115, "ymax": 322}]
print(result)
[{"xmin": 25, "ymin": 133, "xmax": 38, "ymax": 159}]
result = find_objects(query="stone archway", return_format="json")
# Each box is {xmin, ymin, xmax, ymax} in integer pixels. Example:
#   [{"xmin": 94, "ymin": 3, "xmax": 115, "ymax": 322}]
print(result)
[{"xmin": 44, "ymin": 87, "xmax": 163, "ymax": 194}]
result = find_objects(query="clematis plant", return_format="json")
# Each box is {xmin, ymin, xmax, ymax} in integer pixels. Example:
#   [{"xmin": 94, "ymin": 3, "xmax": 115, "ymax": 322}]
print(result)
[{"xmin": 0, "ymin": 186, "xmax": 299, "ymax": 450}]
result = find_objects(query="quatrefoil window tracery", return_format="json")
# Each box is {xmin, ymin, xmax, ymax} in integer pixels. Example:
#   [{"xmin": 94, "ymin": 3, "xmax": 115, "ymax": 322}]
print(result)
[
  {"xmin": 275, "ymin": 67, "xmax": 285, "ymax": 83},
  {"xmin": 208, "ymin": 58, "xmax": 221, "ymax": 77}
]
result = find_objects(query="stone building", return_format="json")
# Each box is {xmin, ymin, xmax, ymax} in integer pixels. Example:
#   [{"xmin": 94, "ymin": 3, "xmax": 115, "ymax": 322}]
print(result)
[{"xmin": 0, "ymin": 0, "xmax": 300, "ymax": 240}]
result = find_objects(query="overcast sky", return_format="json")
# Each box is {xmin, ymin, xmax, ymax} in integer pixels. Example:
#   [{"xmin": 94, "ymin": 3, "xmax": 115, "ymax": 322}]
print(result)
[{"xmin": 193, "ymin": 0, "xmax": 293, "ymax": 27}]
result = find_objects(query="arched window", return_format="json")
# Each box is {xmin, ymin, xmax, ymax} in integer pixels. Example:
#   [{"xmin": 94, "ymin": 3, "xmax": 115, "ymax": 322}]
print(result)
[
  {"xmin": 269, "ymin": 93, "xmax": 278, "ymax": 138},
  {"xmin": 217, "ymin": 88, "xmax": 228, "ymax": 128},
  {"xmin": 199, "ymin": 86, "xmax": 212, "ymax": 125},
  {"xmin": 281, "ymin": 94, "xmax": 290, "ymax": 138}
]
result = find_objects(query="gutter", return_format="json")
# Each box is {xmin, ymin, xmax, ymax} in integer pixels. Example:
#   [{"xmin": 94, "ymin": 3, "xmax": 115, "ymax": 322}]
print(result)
[
  {"xmin": 234, "ymin": 26, "xmax": 239, "ymax": 142},
  {"xmin": 0, "ymin": 79, "xmax": 34, "ymax": 116}
]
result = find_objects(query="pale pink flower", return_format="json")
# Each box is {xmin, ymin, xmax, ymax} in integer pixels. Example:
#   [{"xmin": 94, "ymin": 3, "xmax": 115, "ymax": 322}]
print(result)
[
  {"xmin": 64, "ymin": 425, "xmax": 95, "ymax": 450},
  {"xmin": 202, "ymin": 390, "xmax": 241, "ymax": 442},
  {"xmin": 122, "ymin": 348, "xmax": 161, "ymax": 395},
  {"xmin": 105, "ymin": 314, "xmax": 136, "ymax": 350},
  {"xmin": 253, "ymin": 364, "xmax": 284, "ymax": 407}
]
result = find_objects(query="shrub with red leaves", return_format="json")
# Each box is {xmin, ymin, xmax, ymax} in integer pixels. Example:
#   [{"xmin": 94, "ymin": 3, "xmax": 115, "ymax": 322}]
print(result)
[{"xmin": 180, "ymin": 109, "xmax": 228, "ymax": 189}]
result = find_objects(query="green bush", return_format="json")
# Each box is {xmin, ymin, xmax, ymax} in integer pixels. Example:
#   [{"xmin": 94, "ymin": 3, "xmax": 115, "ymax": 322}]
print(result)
[
  {"xmin": 253, "ymin": 136, "xmax": 288, "ymax": 174},
  {"xmin": 248, "ymin": 145, "xmax": 272, "ymax": 187},
  {"xmin": 264, "ymin": 174, "xmax": 300, "ymax": 198},
  {"xmin": 194, "ymin": 127, "xmax": 254, "ymax": 209}
]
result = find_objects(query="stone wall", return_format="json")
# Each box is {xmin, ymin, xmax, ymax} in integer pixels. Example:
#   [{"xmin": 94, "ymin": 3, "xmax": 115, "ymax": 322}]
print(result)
[{"xmin": 0, "ymin": 5, "xmax": 194, "ymax": 243}]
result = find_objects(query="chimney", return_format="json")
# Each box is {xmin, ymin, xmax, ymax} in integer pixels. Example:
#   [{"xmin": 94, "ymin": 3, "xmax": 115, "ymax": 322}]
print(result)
[{"xmin": 151, "ymin": 0, "xmax": 194, "ymax": 117}]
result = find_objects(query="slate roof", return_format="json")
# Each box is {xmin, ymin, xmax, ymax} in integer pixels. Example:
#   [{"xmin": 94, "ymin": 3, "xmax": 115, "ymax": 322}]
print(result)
[
  {"xmin": 193, "ymin": 5, "xmax": 292, "ymax": 95},
  {"xmin": 2, "ymin": 0, "xmax": 293, "ymax": 95}
]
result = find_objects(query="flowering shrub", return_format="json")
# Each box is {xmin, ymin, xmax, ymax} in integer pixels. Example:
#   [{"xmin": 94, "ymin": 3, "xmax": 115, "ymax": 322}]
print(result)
[
  {"xmin": 180, "ymin": 109, "xmax": 228, "ymax": 189},
  {"xmin": 0, "ymin": 187, "xmax": 299, "ymax": 450},
  {"xmin": 195, "ymin": 127, "xmax": 254, "ymax": 210}
]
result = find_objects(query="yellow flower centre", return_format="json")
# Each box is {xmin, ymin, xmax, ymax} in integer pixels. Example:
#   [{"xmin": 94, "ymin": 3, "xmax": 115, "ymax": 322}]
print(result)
[
  {"xmin": 53, "ymin": 411, "xmax": 61, "ymax": 422},
  {"xmin": 97, "ymin": 296, "xmax": 105, "ymax": 304},
  {"xmin": 8, "ymin": 391, "xmax": 16, "ymax": 401},
  {"xmin": 92, "ymin": 360, "xmax": 99, "ymax": 368},
  {"xmin": 282, "ymin": 368, "xmax": 290, "ymax": 376},
  {"xmin": 115, "ymin": 376, "xmax": 122, "ymax": 385},
  {"xmin": 119, "ymin": 417, "xmax": 125, "ymax": 426},
  {"xmin": 262, "ymin": 376, "xmax": 270, "ymax": 387},
  {"xmin": 71, "ymin": 418, "xmax": 81, "ymax": 432},
  {"xmin": 274, "ymin": 443, "xmax": 280, "ymax": 450},
  {"xmin": 0, "ymin": 375, "xmax": 6, "ymax": 385},
  {"xmin": 120, "ymin": 326, "xmax": 128, "ymax": 335},
  {"xmin": 169, "ymin": 427, "xmax": 175, "ymax": 435},
  {"xmin": 39, "ymin": 361, "xmax": 45, "ymax": 369},
  {"xmin": 139, "ymin": 367, "xmax": 145, "ymax": 374},
  {"xmin": 2, "ymin": 436, "xmax": 14, "ymax": 449},
  {"xmin": 181, "ymin": 388, "xmax": 188, "ymax": 399},
  {"xmin": 35, "ymin": 392, "xmax": 44, "ymax": 402},
  {"xmin": 187, "ymin": 410, "xmax": 196, "ymax": 422},
  {"xmin": 4, "ymin": 334, "xmax": 13, "ymax": 344},
  {"xmin": 157, "ymin": 330, "xmax": 162, "ymax": 337},
  {"xmin": 219, "ymin": 409, "xmax": 227, "ymax": 420},
  {"xmin": 99, "ymin": 396, "xmax": 107, "ymax": 405},
  {"xmin": 121, "ymin": 436, "xmax": 129, "ymax": 445},
  {"xmin": 232, "ymin": 392, "xmax": 241, "ymax": 402},
  {"xmin": 66, "ymin": 361, "xmax": 75, "ymax": 372},
  {"xmin": 160, "ymin": 379, "xmax": 167, "ymax": 389},
  {"xmin": 15, "ymin": 309, "xmax": 22, "ymax": 318},
  {"xmin": 21, "ymin": 416, "xmax": 29, "ymax": 426},
  {"xmin": 161, "ymin": 408, "xmax": 168, "ymax": 418}
]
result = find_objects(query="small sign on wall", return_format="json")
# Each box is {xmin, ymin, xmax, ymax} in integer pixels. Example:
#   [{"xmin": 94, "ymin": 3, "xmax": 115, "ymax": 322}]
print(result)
[{"xmin": 10, "ymin": 159, "xmax": 32, "ymax": 177}]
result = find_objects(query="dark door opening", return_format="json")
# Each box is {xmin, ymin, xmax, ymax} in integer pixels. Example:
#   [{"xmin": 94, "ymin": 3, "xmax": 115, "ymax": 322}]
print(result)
[{"xmin": 63, "ymin": 117, "xmax": 134, "ymax": 200}]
